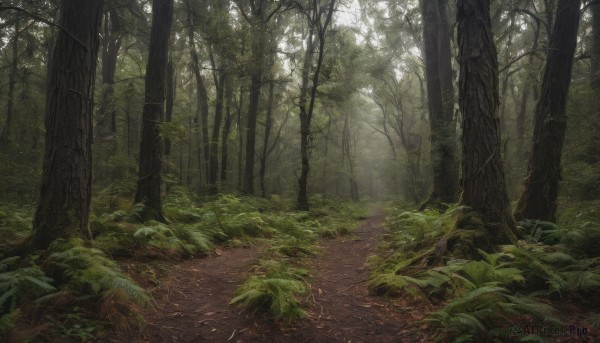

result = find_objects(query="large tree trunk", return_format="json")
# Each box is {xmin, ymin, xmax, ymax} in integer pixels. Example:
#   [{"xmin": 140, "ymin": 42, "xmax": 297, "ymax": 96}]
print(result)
[
  {"xmin": 134, "ymin": 0, "xmax": 173, "ymax": 222},
  {"xmin": 589, "ymin": 2, "xmax": 600, "ymax": 161},
  {"xmin": 419, "ymin": 0, "xmax": 458, "ymax": 209},
  {"xmin": 185, "ymin": 1, "xmax": 209, "ymax": 193},
  {"xmin": 209, "ymin": 61, "xmax": 226, "ymax": 195},
  {"xmin": 243, "ymin": 11, "xmax": 266, "ymax": 195},
  {"xmin": 32, "ymin": 0, "xmax": 103, "ymax": 249},
  {"xmin": 95, "ymin": 9, "xmax": 122, "ymax": 181},
  {"xmin": 457, "ymin": 0, "xmax": 516, "ymax": 244},
  {"xmin": 2, "ymin": 16, "xmax": 19, "ymax": 142},
  {"xmin": 164, "ymin": 59, "xmax": 175, "ymax": 158},
  {"xmin": 514, "ymin": 0, "xmax": 581, "ymax": 222}
]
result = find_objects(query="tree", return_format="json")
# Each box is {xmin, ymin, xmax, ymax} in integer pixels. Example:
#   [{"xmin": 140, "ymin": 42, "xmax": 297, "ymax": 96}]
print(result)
[
  {"xmin": 134, "ymin": 0, "xmax": 174, "ymax": 222},
  {"xmin": 95, "ymin": 8, "xmax": 122, "ymax": 181},
  {"xmin": 234, "ymin": 0, "xmax": 286, "ymax": 195},
  {"xmin": 1, "ymin": 12, "xmax": 19, "ymax": 142},
  {"xmin": 456, "ymin": 0, "xmax": 516, "ymax": 244},
  {"xmin": 296, "ymin": 0, "xmax": 336, "ymax": 210},
  {"xmin": 185, "ymin": 0, "xmax": 210, "ymax": 193},
  {"xmin": 419, "ymin": 0, "xmax": 458, "ymax": 209},
  {"xmin": 31, "ymin": 0, "xmax": 103, "ymax": 249},
  {"xmin": 514, "ymin": 0, "xmax": 581, "ymax": 222}
]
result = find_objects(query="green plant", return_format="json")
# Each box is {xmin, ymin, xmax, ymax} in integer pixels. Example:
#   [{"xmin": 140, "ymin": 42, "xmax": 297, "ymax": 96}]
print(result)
[
  {"xmin": 44, "ymin": 239, "xmax": 150, "ymax": 307},
  {"xmin": 425, "ymin": 286, "xmax": 556, "ymax": 342},
  {"xmin": 231, "ymin": 260, "xmax": 309, "ymax": 321},
  {"xmin": 0, "ymin": 256, "xmax": 55, "ymax": 314}
]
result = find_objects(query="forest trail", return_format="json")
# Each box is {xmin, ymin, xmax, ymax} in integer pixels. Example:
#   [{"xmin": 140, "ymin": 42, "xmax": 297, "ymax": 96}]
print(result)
[{"xmin": 104, "ymin": 208, "xmax": 430, "ymax": 343}]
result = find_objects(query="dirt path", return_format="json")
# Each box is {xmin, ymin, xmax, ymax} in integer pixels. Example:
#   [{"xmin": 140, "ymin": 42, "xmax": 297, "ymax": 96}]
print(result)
[{"xmin": 104, "ymin": 208, "xmax": 430, "ymax": 342}]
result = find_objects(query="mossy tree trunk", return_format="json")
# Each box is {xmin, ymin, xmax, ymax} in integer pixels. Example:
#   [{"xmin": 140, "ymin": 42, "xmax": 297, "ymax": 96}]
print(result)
[
  {"xmin": 514, "ymin": 0, "xmax": 581, "ymax": 222},
  {"xmin": 32, "ymin": 0, "xmax": 103, "ymax": 249},
  {"xmin": 419, "ymin": 0, "xmax": 458, "ymax": 210},
  {"xmin": 456, "ymin": 0, "xmax": 516, "ymax": 244},
  {"xmin": 134, "ymin": 0, "xmax": 173, "ymax": 222}
]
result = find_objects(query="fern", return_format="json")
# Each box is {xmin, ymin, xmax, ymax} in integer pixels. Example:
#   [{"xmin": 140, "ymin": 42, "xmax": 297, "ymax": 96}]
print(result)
[
  {"xmin": 231, "ymin": 260, "xmax": 308, "ymax": 321},
  {"xmin": 0, "ymin": 258, "xmax": 55, "ymax": 313},
  {"xmin": 45, "ymin": 239, "xmax": 150, "ymax": 307}
]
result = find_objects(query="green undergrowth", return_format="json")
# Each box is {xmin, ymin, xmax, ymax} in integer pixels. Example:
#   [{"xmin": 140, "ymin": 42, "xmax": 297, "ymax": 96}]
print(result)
[
  {"xmin": 90, "ymin": 189, "xmax": 366, "ymax": 259},
  {"xmin": 230, "ymin": 195, "xmax": 367, "ymax": 321},
  {"xmin": 0, "ymin": 189, "xmax": 367, "ymax": 338},
  {"xmin": 230, "ymin": 260, "xmax": 310, "ymax": 321},
  {"xmin": 368, "ymin": 203, "xmax": 600, "ymax": 342},
  {"xmin": 1, "ymin": 238, "xmax": 149, "ymax": 342}
]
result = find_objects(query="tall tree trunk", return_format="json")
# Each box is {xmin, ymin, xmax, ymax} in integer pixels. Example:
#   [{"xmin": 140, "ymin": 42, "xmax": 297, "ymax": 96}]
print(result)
[
  {"xmin": 32, "ymin": 0, "xmax": 103, "ymax": 249},
  {"xmin": 164, "ymin": 59, "xmax": 175, "ymax": 158},
  {"xmin": 515, "ymin": 0, "xmax": 581, "ymax": 222},
  {"xmin": 2, "ymin": 16, "xmax": 19, "ymax": 142},
  {"xmin": 95, "ymin": 9, "xmax": 122, "ymax": 181},
  {"xmin": 237, "ymin": 86, "xmax": 245, "ymax": 191},
  {"xmin": 419, "ymin": 0, "xmax": 458, "ymax": 209},
  {"xmin": 209, "ymin": 57, "xmax": 226, "ymax": 195},
  {"xmin": 134, "ymin": 0, "xmax": 173, "ymax": 222},
  {"xmin": 297, "ymin": 0, "xmax": 336, "ymax": 210},
  {"xmin": 221, "ymin": 81, "xmax": 234, "ymax": 185},
  {"xmin": 243, "ymin": 14, "xmax": 266, "ymax": 195},
  {"xmin": 589, "ymin": 2, "xmax": 600, "ymax": 159},
  {"xmin": 343, "ymin": 111, "xmax": 358, "ymax": 202},
  {"xmin": 513, "ymin": 19, "xmax": 541, "ymax": 194},
  {"xmin": 457, "ymin": 0, "xmax": 516, "ymax": 244},
  {"xmin": 185, "ymin": 2, "xmax": 209, "ymax": 193},
  {"xmin": 436, "ymin": 0, "xmax": 458, "ymax": 199},
  {"xmin": 97, "ymin": 9, "xmax": 121, "ymax": 139},
  {"xmin": 259, "ymin": 75, "xmax": 275, "ymax": 197},
  {"xmin": 296, "ymin": 22, "xmax": 315, "ymax": 210},
  {"xmin": 124, "ymin": 82, "xmax": 134, "ymax": 157}
]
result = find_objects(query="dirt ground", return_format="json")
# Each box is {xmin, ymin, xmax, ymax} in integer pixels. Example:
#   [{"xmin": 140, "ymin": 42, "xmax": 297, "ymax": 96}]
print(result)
[
  {"xmin": 99, "ymin": 210, "xmax": 432, "ymax": 343},
  {"xmin": 95, "ymin": 209, "xmax": 600, "ymax": 343}
]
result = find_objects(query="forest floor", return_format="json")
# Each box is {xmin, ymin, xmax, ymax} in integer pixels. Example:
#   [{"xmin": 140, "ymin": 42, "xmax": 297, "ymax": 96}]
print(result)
[{"xmin": 98, "ymin": 208, "xmax": 433, "ymax": 343}]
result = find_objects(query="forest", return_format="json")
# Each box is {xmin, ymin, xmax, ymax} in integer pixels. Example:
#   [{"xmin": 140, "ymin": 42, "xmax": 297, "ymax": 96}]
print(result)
[{"xmin": 0, "ymin": 0, "xmax": 599, "ymax": 341}]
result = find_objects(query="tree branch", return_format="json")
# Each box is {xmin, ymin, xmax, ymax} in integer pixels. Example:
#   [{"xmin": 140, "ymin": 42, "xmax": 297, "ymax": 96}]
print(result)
[{"xmin": 0, "ymin": 5, "xmax": 87, "ymax": 50}]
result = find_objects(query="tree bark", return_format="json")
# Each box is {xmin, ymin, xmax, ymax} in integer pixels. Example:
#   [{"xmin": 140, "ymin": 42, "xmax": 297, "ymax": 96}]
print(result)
[
  {"xmin": 296, "ymin": 20, "xmax": 315, "ymax": 211},
  {"xmin": 259, "ymin": 74, "xmax": 275, "ymax": 197},
  {"xmin": 134, "ymin": 0, "xmax": 174, "ymax": 222},
  {"xmin": 590, "ymin": 1, "xmax": 600, "ymax": 160},
  {"xmin": 164, "ymin": 59, "xmax": 175, "ymax": 157},
  {"xmin": 419, "ymin": 0, "xmax": 458, "ymax": 209},
  {"xmin": 32, "ymin": 0, "xmax": 103, "ymax": 249},
  {"xmin": 297, "ymin": 0, "xmax": 336, "ymax": 210},
  {"xmin": 243, "ymin": 10, "xmax": 266, "ymax": 195},
  {"xmin": 221, "ymin": 82, "xmax": 234, "ymax": 185},
  {"xmin": 185, "ymin": 1, "xmax": 209, "ymax": 193},
  {"xmin": 209, "ymin": 54, "xmax": 226, "ymax": 195},
  {"xmin": 514, "ymin": 0, "xmax": 581, "ymax": 222},
  {"xmin": 457, "ymin": 0, "xmax": 516, "ymax": 243},
  {"xmin": 2, "ymin": 16, "xmax": 19, "ymax": 142}
]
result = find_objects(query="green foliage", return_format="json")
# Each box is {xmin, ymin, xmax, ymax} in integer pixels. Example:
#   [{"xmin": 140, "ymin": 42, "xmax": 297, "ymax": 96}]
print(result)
[
  {"xmin": 230, "ymin": 260, "xmax": 309, "ymax": 321},
  {"xmin": 0, "ymin": 204, "xmax": 33, "ymax": 248},
  {"xmin": 517, "ymin": 220, "xmax": 562, "ymax": 245},
  {"xmin": 426, "ymin": 287, "xmax": 556, "ymax": 342},
  {"xmin": 369, "ymin": 206, "xmax": 600, "ymax": 342},
  {"xmin": 382, "ymin": 205, "xmax": 461, "ymax": 252},
  {"xmin": 44, "ymin": 239, "xmax": 150, "ymax": 307},
  {"xmin": 0, "ymin": 256, "xmax": 55, "ymax": 336}
]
